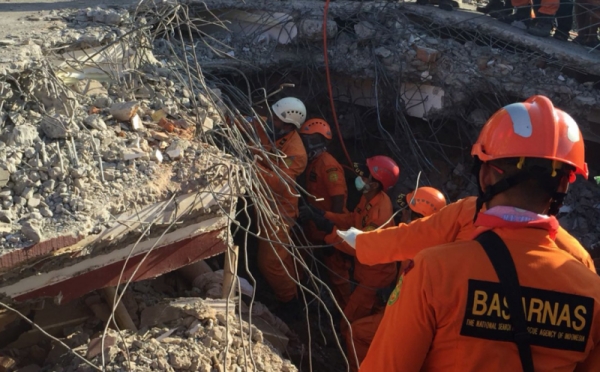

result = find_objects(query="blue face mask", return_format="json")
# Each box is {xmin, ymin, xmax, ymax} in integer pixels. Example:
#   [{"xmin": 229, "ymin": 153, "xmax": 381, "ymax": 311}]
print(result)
[{"xmin": 355, "ymin": 176, "xmax": 367, "ymax": 191}]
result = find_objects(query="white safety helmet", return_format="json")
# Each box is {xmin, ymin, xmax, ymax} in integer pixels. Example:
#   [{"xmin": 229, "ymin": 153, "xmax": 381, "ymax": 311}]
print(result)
[{"xmin": 271, "ymin": 97, "xmax": 307, "ymax": 128}]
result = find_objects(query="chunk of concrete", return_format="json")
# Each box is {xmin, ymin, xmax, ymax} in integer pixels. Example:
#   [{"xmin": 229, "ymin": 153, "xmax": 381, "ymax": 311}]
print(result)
[
  {"xmin": 0, "ymin": 169, "xmax": 9, "ymax": 187},
  {"xmin": 40, "ymin": 115, "xmax": 77, "ymax": 139},
  {"xmin": 83, "ymin": 114, "xmax": 107, "ymax": 131},
  {"xmin": 86, "ymin": 334, "xmax": 118, "ymax": 359},
  {"xmin": 109, "ymin": 101, "xmax": 139, "ymax": 121},
  {"xmin": 130, "ymin": 114, "xmax": 144, "ymax": 131},
  {"xmin": 21, "ymin": 220, "xmax": 43, "ymax": 243},
  {"xmin": 122, "ymin": 148, "xmax": 148, "ymax": 161}
]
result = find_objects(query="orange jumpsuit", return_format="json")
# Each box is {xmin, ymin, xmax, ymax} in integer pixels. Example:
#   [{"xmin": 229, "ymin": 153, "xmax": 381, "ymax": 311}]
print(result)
[
  {"xmin": 250, "ymin": 119, "xmax": 307, "ymax": 303},
  {"xmin": 303, "ymin": 151, "xmax": 350, "ymax": 308},
  {"xmin": 348, "ymin": 197, "xmax": 595, "ymax": 371},
  {"xmin": 355, "ymin": 196, "xmax": 596, "ymax": 273},
  {"xmin": 304, "ymin": 151, "xmax": 348, "ymax": 242},
  {"xmin": 362, "ymin": 210, "xmax": 600, "ymax": 372},
  {"xmin": 324, "ymin": 192, "xmax": 397, "ymax": 363}
]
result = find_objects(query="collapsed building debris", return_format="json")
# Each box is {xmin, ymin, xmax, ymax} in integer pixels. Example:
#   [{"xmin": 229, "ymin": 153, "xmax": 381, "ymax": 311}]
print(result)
[
  {"xmin": 0, "ymin": 276, "xmax": 297, "ymax": 372},
  {"xmin": 0, "ymin": 1, "xmax": 599, "ymax": 371},
  {"xmin": 137, "ymin": 0, "xmax": 600, "ymax": 143}
]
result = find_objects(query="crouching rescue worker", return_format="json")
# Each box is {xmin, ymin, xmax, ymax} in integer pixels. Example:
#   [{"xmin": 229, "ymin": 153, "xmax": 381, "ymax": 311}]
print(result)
[
  {"xmin": 298, "ymin": 118, "xmax": 350, "ymax": 306},
  {"xmin": 301, "ymin": 156, "xmax": 400, "ymax": 340},
  {"xmin": 361, "ymin": 95, "xmax": 600, "ymax": 371},
  {"xmin": 232, "ymin": 97, "xmax": 308, "ymax": 308},
  {"xmin": 347, "ymin": 186, "xmax": 446, "ymax": 371}
]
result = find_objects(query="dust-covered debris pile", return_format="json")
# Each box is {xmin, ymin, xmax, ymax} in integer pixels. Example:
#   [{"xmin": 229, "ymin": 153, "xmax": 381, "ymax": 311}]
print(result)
[{"xmin": 0, "ymin": 6, "xmax": 229, "ymax": 251}]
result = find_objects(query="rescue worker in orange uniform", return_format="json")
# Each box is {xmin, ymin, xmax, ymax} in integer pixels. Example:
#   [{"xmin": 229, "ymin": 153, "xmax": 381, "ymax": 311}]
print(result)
[
  {"xmin": 338, "ymin": 196, "xmax": 596, "ymax": 274},
  {"xmin": 346, "ymin": 187, "xmax": 447, "ymax": 371},
  {"xmin": 233, "ymin": 97, "xmax": 308, "ymax": 306},
  {"xmin": 500, "ymin": 0, "xmax": 559, "ymax": 37},
  {"xmin": 301, "ymin": 156, "xmax": 400, "ymax": 338},
  {"xmin": 298, "ymin": 118, "xmax": 350, "ymax": 307},
  {"xmin": 362, "ymin": 95, "xmax": 600, "ymax": 371},
  {"xmin": 299, "ymin": 118, "xmax": 348, "ymax": 240}
]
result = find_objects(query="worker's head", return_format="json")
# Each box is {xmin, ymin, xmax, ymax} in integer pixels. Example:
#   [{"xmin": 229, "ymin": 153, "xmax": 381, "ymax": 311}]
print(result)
[
  {"xmin": 395, "ymin": 187, "xmax": 446, "ymax": 223},
  {"xmin": 407, "ymin": 186, "xmax": 447, "ymax": 218},
  {"xmin": 354, "ymin": 156, "xmax": 400, "ymax": 194},
  {"xmin": 471, "ymin": 95, "xmax": 588, "ymax": 216},
  {"xmin": 300, "ymin": 118, "xmax": 332, "ymax": 160},
  {"xmin": 271, "ymin": 97, "xmax": 307, "ymax": 132}
]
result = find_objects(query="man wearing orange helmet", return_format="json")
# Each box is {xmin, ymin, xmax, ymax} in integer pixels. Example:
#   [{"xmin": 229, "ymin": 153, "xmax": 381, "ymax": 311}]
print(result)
[
  {"xmin": 299, "ymin": 118, "xmax": 348, "ymax": 237},
  {"xmin": 301, "ymin": 156, "xmax": 400, "ymax": 339},
  {"xmin": 299, "ymin": 118, "xmax": 350, "ymax": 307},
  {"xmin": 361, "ymin": 96, "xmax": 600, "ymax": 372},
  {"xmin": 345, "ymin": 187, "xmax": 447, "ymax": 372}
]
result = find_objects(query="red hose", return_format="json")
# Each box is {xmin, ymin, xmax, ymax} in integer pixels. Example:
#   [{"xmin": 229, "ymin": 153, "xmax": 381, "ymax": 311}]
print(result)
[{"xmin": 323, "ymin": 0, "xmax": 353, "ymax": 169}]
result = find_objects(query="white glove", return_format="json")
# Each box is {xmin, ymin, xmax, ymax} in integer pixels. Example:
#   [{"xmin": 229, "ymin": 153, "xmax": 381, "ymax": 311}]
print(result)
[{"xmin": 336, "ymin": 227, "xmax": 364, "ymax": 249}]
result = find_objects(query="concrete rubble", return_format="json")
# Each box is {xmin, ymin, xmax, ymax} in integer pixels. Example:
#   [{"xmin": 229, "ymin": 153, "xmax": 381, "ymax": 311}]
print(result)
[
  {"xmin": 136, "ymin": 0, "xmax": 600, "ymax": 142},
  {"xmin": 0, "ymin": 1, "xmax": 598, "ymax": 371},
  {"xmin": 0, "ymin": 276, "xmax": 297, "ymax": 372},
  {"xmin": 0, "ymin": 6, "xmax": 229, "ymax": 251}
]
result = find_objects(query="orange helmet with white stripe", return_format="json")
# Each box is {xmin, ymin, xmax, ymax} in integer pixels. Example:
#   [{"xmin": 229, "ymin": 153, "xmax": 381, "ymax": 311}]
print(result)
[
  {"xmin": 471, "ymin": 95, "xmax": 588, "ymax": 181},
  {"xmin": 406, "ymin": 187, "xmax": 447, "ymax": 217}
]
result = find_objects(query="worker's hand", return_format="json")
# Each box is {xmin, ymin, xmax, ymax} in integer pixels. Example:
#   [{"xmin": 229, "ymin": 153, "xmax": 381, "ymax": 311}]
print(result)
[
  {"xmin": 313, "ymin": 215, "xmax": 335, "ymax": 234},
  {"xmin": 298, "ymin": 204, "xmax": 325, "ymax": 223},
  {"xmin": 336, "ymin": 227, "xmax": 364, "ymax": 249}
]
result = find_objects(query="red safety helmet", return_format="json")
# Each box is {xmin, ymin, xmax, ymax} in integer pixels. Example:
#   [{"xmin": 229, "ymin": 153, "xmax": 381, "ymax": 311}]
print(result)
[
  {"xmin": 366, "ymin": 156, "xmax": 400, "ymax": 191},
  {"xmin": 300, "ymin": 118, "xmax": 332, "ymax": 140},
  {"xmin": 406, "ymin": 187, "xmax": 447, "ymax": 217},
  {"xmin": 471, "ymin": 95, "xmax": 588, "ymax": 182}
]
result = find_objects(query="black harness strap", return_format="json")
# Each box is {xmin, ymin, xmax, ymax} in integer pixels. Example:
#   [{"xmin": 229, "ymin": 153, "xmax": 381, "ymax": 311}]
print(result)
[{"xmin": 475, "ymin": 230, "xmax": 534, "ymax": 372}]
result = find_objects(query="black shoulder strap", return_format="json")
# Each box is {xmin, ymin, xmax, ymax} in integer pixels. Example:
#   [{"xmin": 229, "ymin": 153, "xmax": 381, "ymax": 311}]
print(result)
[{"xmin": 475, "ymin": 230, "xmax": 534, "ymax": 372}]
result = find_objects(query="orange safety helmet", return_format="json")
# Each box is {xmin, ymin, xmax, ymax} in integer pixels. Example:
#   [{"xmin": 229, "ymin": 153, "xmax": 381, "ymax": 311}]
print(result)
[
  {"xmin": 406, "ymin": 187, "xmax": 447, "ymax": 217},
  {"xmin": 300, "ymin": 118, "xmax": 332, "ymax": 140},
  {"xmin": 366, "ymin": 156, "xmax": 400, "ymax": 191},
  {"xmin": 471, "ymin": 95, "xmax": 588, "ymax": 182}
]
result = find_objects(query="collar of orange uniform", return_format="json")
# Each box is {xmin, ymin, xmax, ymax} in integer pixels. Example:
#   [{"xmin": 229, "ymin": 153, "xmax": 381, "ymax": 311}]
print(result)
[
  {"xmin": 359, "ymin": 191, "xmax": 385, "ymax": 212},
  {"xmin": 275, "ymin": 130, "xmax": 295, "ymax": 149},
  {"xmin": 472, "ymin": 206, "xmax": 559, "ymax": 240}
]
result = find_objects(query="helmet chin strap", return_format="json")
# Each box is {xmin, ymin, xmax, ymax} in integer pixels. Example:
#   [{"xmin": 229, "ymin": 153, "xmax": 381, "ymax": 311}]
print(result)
[{"xmin": 548, "ymin": 192, "xmax": 567, "ymax": 216}]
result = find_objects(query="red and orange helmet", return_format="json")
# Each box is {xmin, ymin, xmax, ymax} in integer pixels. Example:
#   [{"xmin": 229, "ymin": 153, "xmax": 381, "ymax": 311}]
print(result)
[
  {"xmin": 406, "ymin": 187, "xmax": 447, "ymax": 217},
  {"xmin": 471, "ymin": 95, "xmax": 588, "ymax": 182},
  {"xmin": 300, "ymin": 118, "xmax": 332, "ymax": 140}
]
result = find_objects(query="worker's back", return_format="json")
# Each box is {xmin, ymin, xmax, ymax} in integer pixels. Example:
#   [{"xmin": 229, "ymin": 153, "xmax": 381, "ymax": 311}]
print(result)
[
  {"xmin": 305, "ymin": 151, "xmax": 348, "ymax": 212},
  {"xmin": 362, "ymin": 224, "xmax": 600, "ymax": 372}
]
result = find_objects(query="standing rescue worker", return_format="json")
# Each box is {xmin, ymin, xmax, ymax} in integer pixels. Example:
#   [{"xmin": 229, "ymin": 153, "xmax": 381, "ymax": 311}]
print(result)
[
  {"xmin": 362, "ymin": 95, "xmax": 600, "ymax": 371},
  {"xmin": 302, "ymin": 156, "xmax": 400, "ymax": 338},
  {"xmin": 500, "ymin": 0, "xmax": 559, "ymax": 37},
  {"xmin": 299, "ymin": 118, "xmax": 350, "ymax": 307},
  {"xmin": 346, "ymin": 187, "xmax": 446, "ymax": 371},
  {"xmin": 234, "ymin": 97, "xmax": 308, "ymax": 307},
  {"xmin": 300, "ymin": 118, "xmax": 348, "ymax": 240}
]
